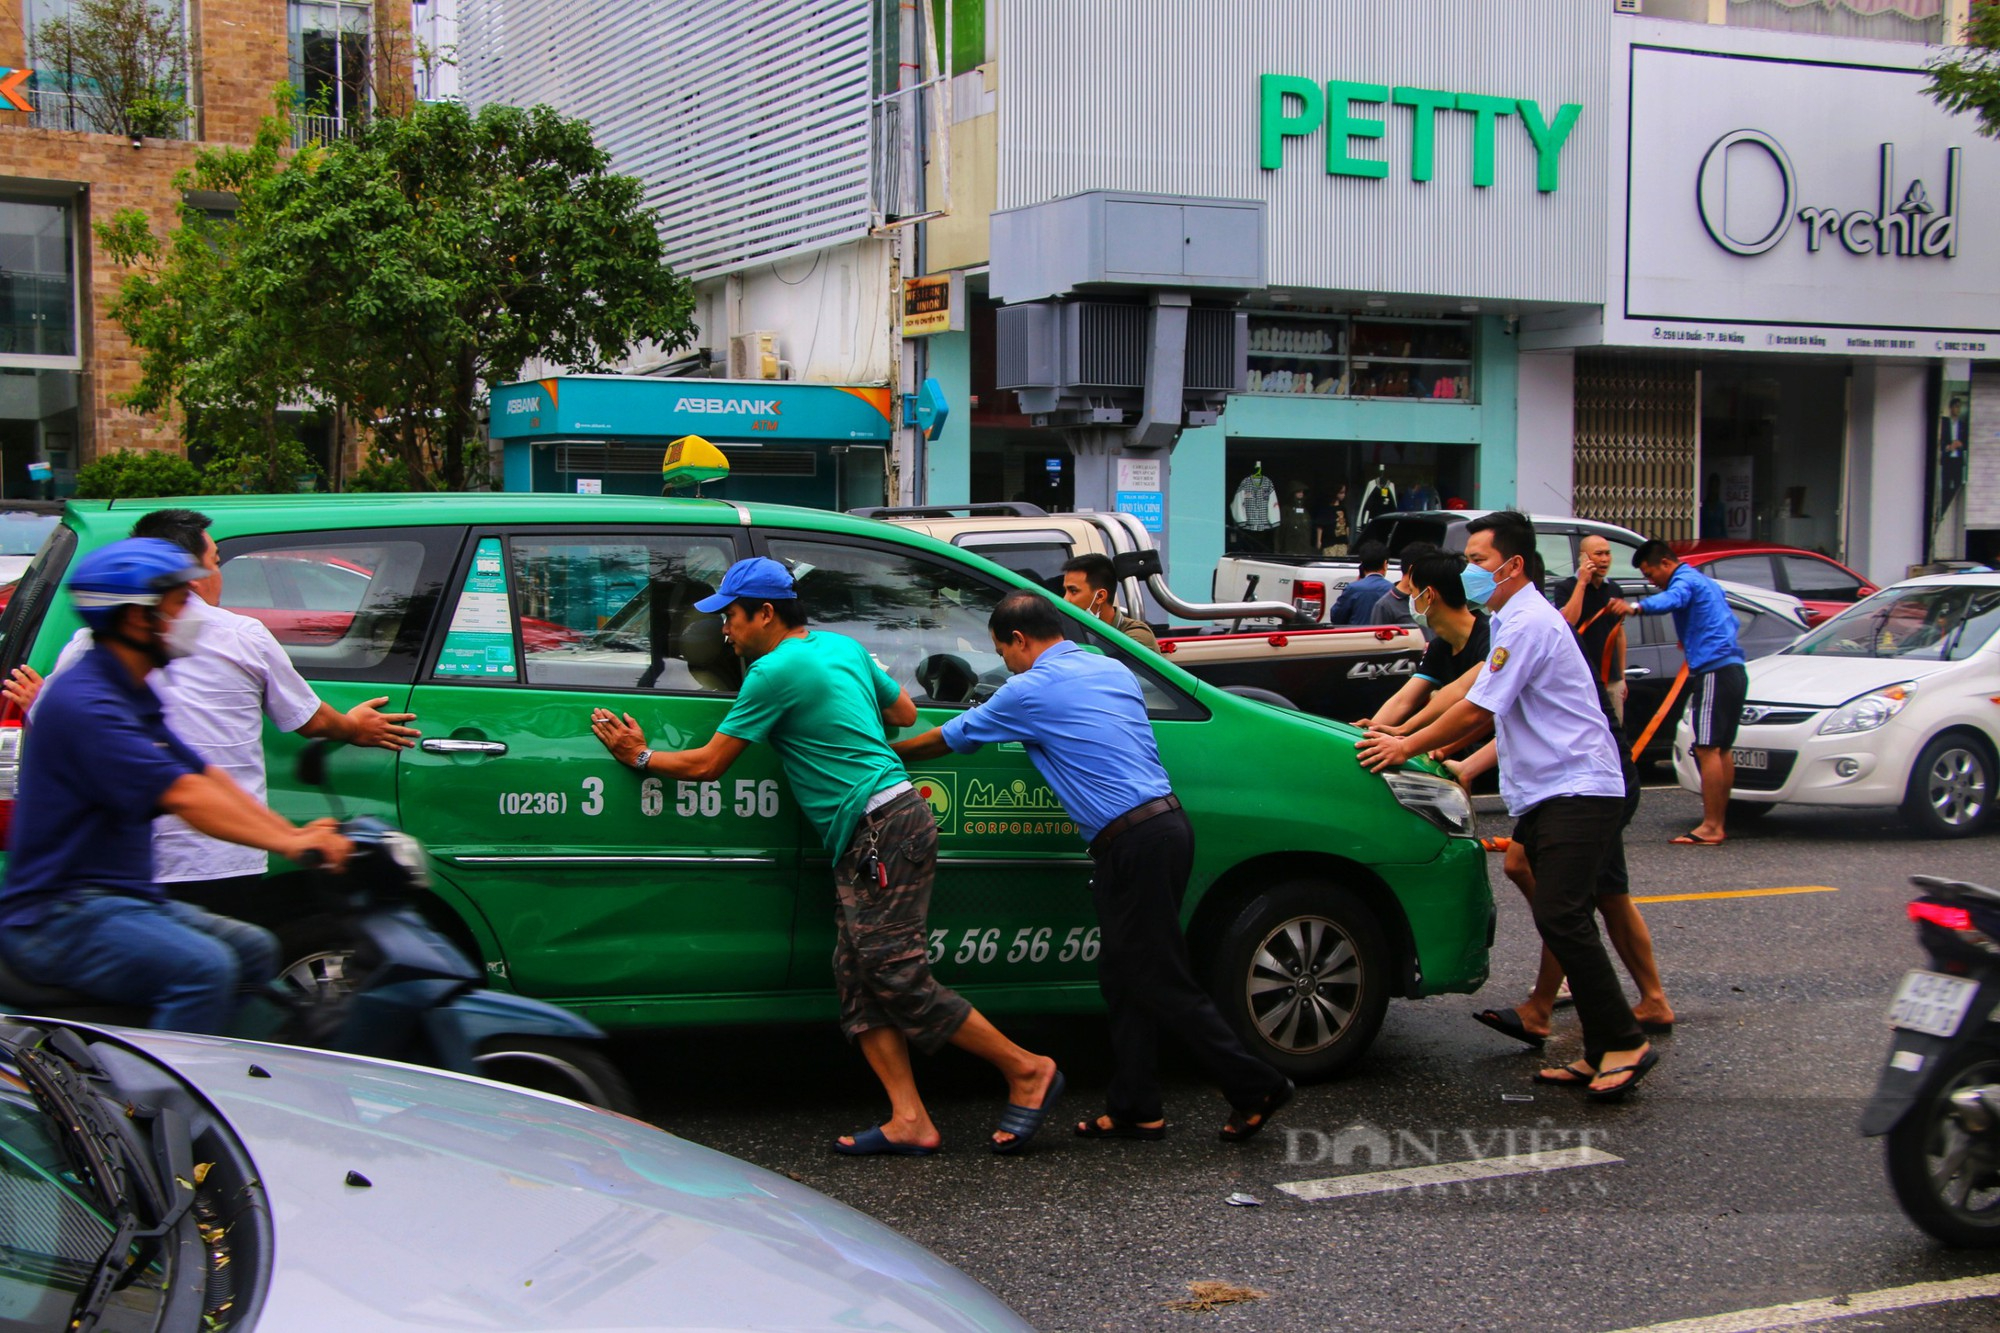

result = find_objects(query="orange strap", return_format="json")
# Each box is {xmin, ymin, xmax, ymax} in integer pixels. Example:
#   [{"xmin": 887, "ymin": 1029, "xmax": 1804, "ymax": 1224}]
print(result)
[
  {"xmin": 1628, "ymin": 662, "xmax": 1689, "ymax": 764},
  {"xmin": 1600, "ymin": 622, "xmax": 1626, "ymax": 684}
]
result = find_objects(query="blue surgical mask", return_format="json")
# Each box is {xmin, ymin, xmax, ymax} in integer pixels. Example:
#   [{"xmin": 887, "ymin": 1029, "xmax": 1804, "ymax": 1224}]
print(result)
[{"xmin": 1461, "ymin": 564, "xmax": 1496, "ymax": 608}]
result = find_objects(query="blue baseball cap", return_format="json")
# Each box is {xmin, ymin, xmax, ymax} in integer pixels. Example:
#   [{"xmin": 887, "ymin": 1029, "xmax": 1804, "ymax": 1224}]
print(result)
[{"xmin": 696, "ymin": 557, "xmax": 797, "ymax": 613}]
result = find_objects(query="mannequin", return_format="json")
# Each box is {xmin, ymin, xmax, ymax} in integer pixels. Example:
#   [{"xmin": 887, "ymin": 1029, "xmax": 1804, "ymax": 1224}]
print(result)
[
  {"xmin": 1277, "ymin": 480, "xmax": 1315, "ymax": 555},
  {"xmin": 1314, "ymin": 482, "xmax": 1351, "ymax": 556},
  {"xmin": 1230, "ymin": 462, "xmax": 1279, "ymax": 533},
  {"xmin": 1359, "ymin": 466, "xmax": 1398, "ymax": 526}
]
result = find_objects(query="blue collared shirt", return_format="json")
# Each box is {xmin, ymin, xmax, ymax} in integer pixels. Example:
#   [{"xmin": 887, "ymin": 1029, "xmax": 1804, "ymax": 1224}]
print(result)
[
  {"xmin": 0, "ymin": 645, "xmax": 208, "ymax": 928},
  {"xmin": 1328, "ymin": 573, "xmax": 1392, "ymax": 625},
  {"xmin": 1634, "ymin": 563, "xmax": 1745, "ymax": 673},
  {"xmin": 1465, "ymin": 586, "xmax": 1626, "ymax": 817},
  {"xmin": 936, "ymin": 640, "xmax": 1172, "ymax": 842}
]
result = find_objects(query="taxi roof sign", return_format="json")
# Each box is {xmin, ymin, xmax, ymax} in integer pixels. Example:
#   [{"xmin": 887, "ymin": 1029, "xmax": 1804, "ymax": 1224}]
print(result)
[{"xmin": 661, "ymin": 434, "xmax": 730, "ymax": 492}]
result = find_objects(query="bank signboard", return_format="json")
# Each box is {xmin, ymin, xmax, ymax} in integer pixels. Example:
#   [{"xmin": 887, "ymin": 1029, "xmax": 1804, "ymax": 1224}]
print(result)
[{"xmin": 1592, "ymin": 34, "xmax": 2000, "ymax": 358}]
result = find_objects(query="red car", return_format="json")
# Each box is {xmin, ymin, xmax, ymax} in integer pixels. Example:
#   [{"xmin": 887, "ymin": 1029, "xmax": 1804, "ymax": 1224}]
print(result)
[{"xmin": 1670, "ymin": 540, "xmax": 1877, "ymax": 627}]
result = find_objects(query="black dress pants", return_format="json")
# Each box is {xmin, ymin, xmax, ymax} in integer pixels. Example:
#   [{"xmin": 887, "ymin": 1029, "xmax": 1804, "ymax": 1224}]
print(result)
[
  {"xmin": 1514, "ymin": 794, "xmax": 1644, "ymax": 1062},
  {"xmin": 1091, "ymin": 808, "xmax": 1285, "ymax": 1123}
]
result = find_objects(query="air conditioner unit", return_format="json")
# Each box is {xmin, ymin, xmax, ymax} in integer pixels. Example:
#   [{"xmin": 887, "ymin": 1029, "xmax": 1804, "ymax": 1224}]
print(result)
[{"xmin": 729, "ymin": 332, "xmax": 781, "ymax": 380}]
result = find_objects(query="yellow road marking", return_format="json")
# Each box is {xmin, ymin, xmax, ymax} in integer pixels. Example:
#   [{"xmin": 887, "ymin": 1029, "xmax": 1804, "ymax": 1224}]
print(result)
[{"xmin": 1633, "ymin": 885, "xmax": 1839, "ymax": 904}]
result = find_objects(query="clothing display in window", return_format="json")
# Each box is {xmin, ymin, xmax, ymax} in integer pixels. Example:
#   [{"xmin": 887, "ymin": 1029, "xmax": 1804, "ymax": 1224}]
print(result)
[
  {"xmin": 1358, "ymin": 473, "xmax": 1399, "ymax": 526},
  {"xmin": 1277, "ymin": 487, "xmax": 1316, "ymax": 555},
  {"xmin": 1231, "ymin": 470, "xmax": 1280, "ymax": 531}
]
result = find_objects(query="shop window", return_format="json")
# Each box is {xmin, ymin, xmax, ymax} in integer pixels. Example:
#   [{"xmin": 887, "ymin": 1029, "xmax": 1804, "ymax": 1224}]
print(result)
[
  {"xmin": 0, "ymin": 199, "xmax": 76, "ymax": 361},
  {"xmin": 1245, "ymin": 312, "xmax": 1473, "ymax": 403},
  {"xmin": 290, "ymin": 0, "xmax": 372, "ymax": 144},
  {"xmin": 506, "ymin": 535, "xmax": 742, "ymax": 693}
]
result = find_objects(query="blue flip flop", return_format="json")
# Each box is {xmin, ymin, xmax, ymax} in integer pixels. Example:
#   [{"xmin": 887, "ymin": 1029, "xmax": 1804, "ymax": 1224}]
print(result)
[
  {"xmin": 831, "ymin": 1125, "xmax": 936, "ymax": 1157},
  {"xmin": 991, "ymin": 1069, "xmax": 1066, "ymax": 1155}
]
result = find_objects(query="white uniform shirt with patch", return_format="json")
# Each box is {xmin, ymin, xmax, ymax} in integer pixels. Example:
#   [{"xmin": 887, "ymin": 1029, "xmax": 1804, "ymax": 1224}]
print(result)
[
  {"xmin": 1464, "ymin": 584, "xmax": 1626, "ymax": 817},
  {"xmin": 44, "ymin": 595, "xmax": 322, "ymax": 881}
]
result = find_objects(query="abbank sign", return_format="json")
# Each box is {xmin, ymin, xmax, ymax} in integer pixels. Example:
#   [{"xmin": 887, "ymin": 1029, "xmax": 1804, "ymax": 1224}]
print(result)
[{"xmin": 1615, "ymin": 39, "xmax": 2000, "ymax": 353}]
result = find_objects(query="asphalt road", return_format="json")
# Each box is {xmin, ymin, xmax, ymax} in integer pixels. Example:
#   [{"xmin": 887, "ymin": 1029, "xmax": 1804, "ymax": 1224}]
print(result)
[{"xmin": 626, "ymin": 785, "xmax": 2000, "ymax": 1333}]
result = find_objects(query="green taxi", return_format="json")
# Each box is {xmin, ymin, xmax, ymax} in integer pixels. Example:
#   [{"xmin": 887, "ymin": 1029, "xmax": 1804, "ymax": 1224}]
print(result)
[{"xmin": 0, "ymin": 495, "xmax": 1491, "ymax": 1080}]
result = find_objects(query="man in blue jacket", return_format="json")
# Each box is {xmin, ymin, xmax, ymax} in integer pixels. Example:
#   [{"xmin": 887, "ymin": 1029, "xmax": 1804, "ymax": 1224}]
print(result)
[
  {"xmin": 1610, "ymin": 539, "xmax": 1746, "ymax": 846},
  {"xmin": 1327, "ymin": 540, "xmax": 1392, "ymax": 625}
]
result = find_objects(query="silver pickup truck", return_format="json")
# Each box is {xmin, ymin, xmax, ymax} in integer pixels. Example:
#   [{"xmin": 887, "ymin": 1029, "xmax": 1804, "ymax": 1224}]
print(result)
[{"xmin": 851, "ymin": 504, "xmax": 1425, "ymax": 720}]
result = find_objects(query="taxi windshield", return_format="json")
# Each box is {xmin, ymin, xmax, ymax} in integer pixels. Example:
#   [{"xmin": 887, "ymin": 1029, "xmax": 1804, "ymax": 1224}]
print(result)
[{"xmin": 1786, "ymin": 585, "xmax": 2000, "ymax": 662}]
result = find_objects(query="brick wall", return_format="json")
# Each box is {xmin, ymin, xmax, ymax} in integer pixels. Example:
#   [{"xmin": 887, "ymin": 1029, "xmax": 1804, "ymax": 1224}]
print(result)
[
  {"xmin": 1967, "ymin": 368, "xmax": 2000, "ymax": 531},
  {"xmin": 196, "ymin": 0, "xmax": 292, "ymax": 144}
]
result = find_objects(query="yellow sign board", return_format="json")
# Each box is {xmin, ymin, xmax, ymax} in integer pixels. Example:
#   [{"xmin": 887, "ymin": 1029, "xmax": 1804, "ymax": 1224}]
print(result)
[
  {"xmin": 902, "ymin": 272, "xmax": 962, "ymax": 337},
  {"xmin": 661, "ymin": 434, "xmax": 730, "ymax": 492}
]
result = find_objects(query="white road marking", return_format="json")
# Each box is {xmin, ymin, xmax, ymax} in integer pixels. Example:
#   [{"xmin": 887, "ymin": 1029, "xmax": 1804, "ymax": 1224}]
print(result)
[
  {"xmin": 1601, "ymin": 1273, "xmax": 2000, "ymax": 1333},
  {"xmin": 1274, "ymin": 1145, "xmax": 1620, "ymax": 1201}
]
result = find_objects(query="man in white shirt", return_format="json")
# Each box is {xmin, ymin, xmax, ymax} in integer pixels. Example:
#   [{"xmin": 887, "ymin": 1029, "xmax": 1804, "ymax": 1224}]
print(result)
[
  {"xmin": 9, "ymin": 510, "xmax": 418, "ymax": 920},
  {"xmin": 1357, "ymin": 510, "xmax": 1658, "ymax": 1103}
]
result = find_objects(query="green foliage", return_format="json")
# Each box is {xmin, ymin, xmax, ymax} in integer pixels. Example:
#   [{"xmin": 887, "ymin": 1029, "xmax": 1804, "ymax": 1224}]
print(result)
[
  {"xmin": 73, "ymin": 448, "xmax": 203, "ymax": 500},
  {"xmin": 1927, "ymin": 3, "xmax": 2000, "ymax": 137},
  {"xmin": 345, "ymin": 453, "xmax": 414, "ymax": 492},
  {"xmin": 96, "ymin": 93, "xmax": 697, "ymax": 492},
  {"xmin": 33, "ymin": 0, "xmax": 190, "ymax": 139}
]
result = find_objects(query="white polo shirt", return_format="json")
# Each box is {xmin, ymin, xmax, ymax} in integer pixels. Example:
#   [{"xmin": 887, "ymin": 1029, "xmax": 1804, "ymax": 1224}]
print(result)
[
  {"xmin": 44, "ymin": 595, "xmax": 322, "ymax": 882},
  {"xmin": 1465, "ymin": 584, "xmax": 1626, "ymax": 817}
]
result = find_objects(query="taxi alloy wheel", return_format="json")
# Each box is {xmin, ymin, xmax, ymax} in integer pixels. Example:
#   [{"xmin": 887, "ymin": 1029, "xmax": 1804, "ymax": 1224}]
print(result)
[
  {"xmin": 1210, "ymin": 880, "xmax": 1391, "ymax": 1082},
  {"xmin": 1902, "ymin": 734, "xmax": 1995, "ymax": 839}
]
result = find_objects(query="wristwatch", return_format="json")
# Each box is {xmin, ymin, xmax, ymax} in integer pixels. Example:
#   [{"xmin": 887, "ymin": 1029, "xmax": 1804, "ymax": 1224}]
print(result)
[{"xmin": 632, "ymin": 748, "xmax": 653, "ymax": 772}]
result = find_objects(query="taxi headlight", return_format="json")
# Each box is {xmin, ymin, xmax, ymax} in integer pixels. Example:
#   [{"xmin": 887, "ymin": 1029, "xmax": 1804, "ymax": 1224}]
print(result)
[
  {"xmin": 1817, "ymin": 682, "xmax": 1916, "ymax": 736},
  {"xmin": 1383, "ymin": 770, "xmax": 1476, "ymax": 838},
  {"xmin": 381, "ymin": 830, "xmax": 432, "ymax": 888}
]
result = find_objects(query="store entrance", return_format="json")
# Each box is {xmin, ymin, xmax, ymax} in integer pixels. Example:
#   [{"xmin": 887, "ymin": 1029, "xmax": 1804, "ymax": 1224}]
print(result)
[
  {"xmin": 1698, "ymin": 361, "xmax": 1847, "ymax": 556},
  {"xmin": 1222, "ymin": 440, "xmax": 1475, "ymax": 556}
]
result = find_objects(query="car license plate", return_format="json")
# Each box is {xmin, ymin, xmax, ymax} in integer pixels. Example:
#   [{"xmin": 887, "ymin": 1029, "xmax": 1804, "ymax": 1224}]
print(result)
[
  {"xmin": 1733, "ymin": 748, "xmax": 1768, "ymax": 770},
  {"xmin": 1887, "ymin": 970, "xmax": 1980, "ymax": 1038}
]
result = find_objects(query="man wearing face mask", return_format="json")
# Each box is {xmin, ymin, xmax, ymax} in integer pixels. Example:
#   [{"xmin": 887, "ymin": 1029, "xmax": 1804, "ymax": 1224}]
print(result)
[
  {"xmin": 1060, "ymin": 554, "xmax": 1157, "ymax": 651},
  {"xmin": 0, "ymin": 540, "xmax": 353, "ymax": 1034},
  {"xmin": 6, "ymin": 510, "xmax": 419, "ymax": 922},
  {"xmin": 1356, "ymin": 512, "xmax": 1658, "ymax": 1102},
  {"xmin": 1354, "ymin": 553, "xmax": 1487, "ymax": 731}
]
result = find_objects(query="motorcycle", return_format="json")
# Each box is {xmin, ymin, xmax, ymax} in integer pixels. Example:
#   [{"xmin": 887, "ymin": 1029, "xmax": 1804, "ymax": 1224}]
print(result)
[
  {"xmin": 1863, "ymin": 874, "xmax": 2000, "ymax": 1247},
  {"xmin": 0, "ymin": 742, "xmax": 637, "ymax": 1117}
]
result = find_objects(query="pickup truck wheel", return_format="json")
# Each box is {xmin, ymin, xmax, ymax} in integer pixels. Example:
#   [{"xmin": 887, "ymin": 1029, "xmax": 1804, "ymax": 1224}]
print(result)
[{"xmin": 1208, "ymin": 880, "xmax": 1391, "ymax": 1082}]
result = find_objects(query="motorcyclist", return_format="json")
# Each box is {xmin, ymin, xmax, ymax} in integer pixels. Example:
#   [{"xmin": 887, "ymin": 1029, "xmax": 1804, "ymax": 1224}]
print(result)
[{"xmin": 0, "ymin": 539, "xmax": 351, "ymax": 1034}]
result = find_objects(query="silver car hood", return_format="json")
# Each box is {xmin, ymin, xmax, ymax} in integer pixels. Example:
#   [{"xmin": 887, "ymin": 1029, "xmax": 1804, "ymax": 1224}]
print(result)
[{"xmin": 118, "ymin": 1031, "xmax": 1027, "ymax": 1333}]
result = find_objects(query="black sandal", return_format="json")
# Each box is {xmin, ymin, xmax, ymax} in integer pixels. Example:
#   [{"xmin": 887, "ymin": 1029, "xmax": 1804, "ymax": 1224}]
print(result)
[
  {"xmin": 1532, "ymin": 1061, "xmax": 1597, "ymax": 1087},
  {"xmin": 1219, "ymin": 1079, "xmax": 1295, "ymax": 1142},
  {"xmin": 1075, "ymin": 1113, "xmax": 1165, "ymax": 1141}
]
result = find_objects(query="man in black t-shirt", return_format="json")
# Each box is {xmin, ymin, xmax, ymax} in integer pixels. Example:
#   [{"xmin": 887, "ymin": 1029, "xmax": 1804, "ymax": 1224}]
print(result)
[
  {"xmin": 1549, "ymin": 534, "xmax": 1626, "ymax": 724},
  {"xmin": 1353, "ymin": 553, "xmax": 1486, "ymax": 731}
]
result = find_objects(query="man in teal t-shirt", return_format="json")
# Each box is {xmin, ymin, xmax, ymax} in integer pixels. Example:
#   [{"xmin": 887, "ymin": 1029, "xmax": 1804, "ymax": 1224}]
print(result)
[{"xmin": 588, "ymin": 558, "xmax": 1061, "ymax": 1156}]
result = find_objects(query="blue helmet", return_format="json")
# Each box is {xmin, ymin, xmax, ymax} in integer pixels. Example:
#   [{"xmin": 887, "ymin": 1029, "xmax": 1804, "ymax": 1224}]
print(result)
[{"xmin": 68, "ymin": 538, "xmax": 207, "ymax": 633}]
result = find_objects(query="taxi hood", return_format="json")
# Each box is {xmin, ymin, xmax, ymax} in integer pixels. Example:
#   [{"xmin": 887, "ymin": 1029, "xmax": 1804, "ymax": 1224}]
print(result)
[
  {"xmin": 1747, "ymin": 652, "xmax": 1962, "ymax": 708},
  {"xmin": 115, "ymin": 1030, "xmax": 1027, "ymax": 1333}
]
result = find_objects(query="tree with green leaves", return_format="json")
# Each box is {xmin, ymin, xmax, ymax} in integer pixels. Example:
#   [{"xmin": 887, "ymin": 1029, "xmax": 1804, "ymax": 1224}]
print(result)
[
  {"xmin": 98, "ymin": 94, "xmax": 696, "ymax": 491},
  {"xmin": 1927, "ymin": 3, "xmax": 2000, "ymax": 136},
  {"xmin": 33, "ymin": 0, "xmax": 189, "ymax": 139}
]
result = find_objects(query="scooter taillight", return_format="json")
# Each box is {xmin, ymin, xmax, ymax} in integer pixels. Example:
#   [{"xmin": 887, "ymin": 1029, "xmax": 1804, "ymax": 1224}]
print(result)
[{"xmin": 1910, "ymin": 900, "xmax": 1975, "ymax": 930}]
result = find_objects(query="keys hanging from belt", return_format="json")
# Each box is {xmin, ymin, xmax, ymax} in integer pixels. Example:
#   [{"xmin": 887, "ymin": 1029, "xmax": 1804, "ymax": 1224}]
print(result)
[{"xmin": 861, "ymin": 849, "xmax": 889, "ymax": 889}]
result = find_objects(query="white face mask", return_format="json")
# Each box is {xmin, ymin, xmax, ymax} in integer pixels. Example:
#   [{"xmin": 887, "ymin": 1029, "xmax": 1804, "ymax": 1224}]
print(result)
[{"xmin": 158, "ymin": 609, "xmax": 204, "ymax": 661}]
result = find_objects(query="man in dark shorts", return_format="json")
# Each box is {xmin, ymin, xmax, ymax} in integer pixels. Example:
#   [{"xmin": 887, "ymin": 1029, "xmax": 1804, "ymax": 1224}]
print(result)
[
  {"xmin": 1610, "ymin": 539, "xmax": 1747, "ymax": 845},
  {"xmin": 893, "ymin": 591, "xmax": 1292, "ymax": 1142},
  {"xmin": 588, "ymin": 558, "xmax": 1060, "ymax": 1155}
]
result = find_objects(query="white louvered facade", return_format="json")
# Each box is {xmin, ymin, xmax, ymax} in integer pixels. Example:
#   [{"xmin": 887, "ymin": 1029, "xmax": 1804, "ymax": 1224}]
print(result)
[
  {"xmin": 997, "ymin": 0, "xmax": 1612, "ymax": 307},
  {"xmin": 459, "ymin": 0, "xmax": 878, "ymax": 280}
]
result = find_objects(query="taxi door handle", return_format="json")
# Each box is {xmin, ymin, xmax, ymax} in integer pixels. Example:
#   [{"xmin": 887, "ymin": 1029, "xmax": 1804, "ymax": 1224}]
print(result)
[
  {"xmin": 421, "ymin": 739, "xmax": 509, "ymax": 756},
  {"xmin": 1623, "ymin": 667, "xmax": 1653, "ymax": 680}
]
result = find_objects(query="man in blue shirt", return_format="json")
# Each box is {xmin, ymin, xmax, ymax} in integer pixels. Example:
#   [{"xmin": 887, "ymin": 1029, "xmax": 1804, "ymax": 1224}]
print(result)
[
  {"xmin": 1327, "ymin": 540, "xmax": 1393, "ymax": 625},
  {"xmin": 893, "ymin": 591, "xmax": 1292, "ymax": 1143},
  {"xmin": 1610, "ymin": 540, "xmax": 1748, "ymax": 846},
  {"xmin": 0, "ymin": 540, "xmax": 351, "ymax": 1034}
]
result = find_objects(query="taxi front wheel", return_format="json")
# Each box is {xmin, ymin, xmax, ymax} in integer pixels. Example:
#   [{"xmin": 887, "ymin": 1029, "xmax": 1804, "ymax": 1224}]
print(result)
[{"xmin": 1208, "ymin": 881, "xmax": 1391, "ymax": 1082}]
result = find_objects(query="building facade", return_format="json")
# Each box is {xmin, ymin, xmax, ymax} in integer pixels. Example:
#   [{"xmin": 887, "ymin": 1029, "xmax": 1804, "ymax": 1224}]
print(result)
[{"xmin": 0, "ymin": 0, "xmax": 413, "ymax": 496}]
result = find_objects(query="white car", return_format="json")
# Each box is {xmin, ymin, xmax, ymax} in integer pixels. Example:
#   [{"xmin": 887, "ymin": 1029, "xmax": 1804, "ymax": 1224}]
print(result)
[{"xmin": 1673, "ymin": 573, "xmax": 2000, "ymax": 836}]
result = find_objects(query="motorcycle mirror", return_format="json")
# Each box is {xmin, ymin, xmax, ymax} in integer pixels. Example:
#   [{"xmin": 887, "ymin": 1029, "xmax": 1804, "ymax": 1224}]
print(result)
[{"xmin": 296, "ymin": 739, "xmax": 335, "ymax": 787}]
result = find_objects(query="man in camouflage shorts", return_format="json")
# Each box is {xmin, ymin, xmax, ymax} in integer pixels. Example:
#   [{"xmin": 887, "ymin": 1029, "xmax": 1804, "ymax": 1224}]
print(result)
[{"xmin": 590, "ymin": 557, "xmax": 1060, "ymax": 1156}]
